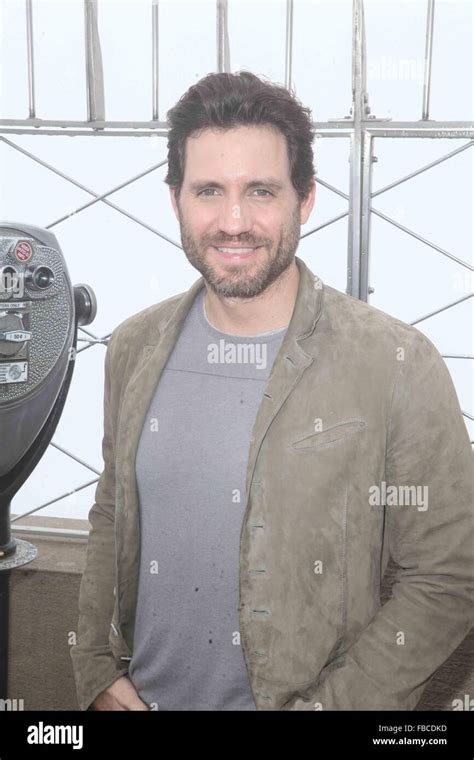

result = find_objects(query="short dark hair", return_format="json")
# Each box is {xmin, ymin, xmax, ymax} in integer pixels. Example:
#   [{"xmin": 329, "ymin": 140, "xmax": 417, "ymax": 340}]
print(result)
[{"xmin": 164, "ymin": 70, "xmax": 316, "ymax": 203}]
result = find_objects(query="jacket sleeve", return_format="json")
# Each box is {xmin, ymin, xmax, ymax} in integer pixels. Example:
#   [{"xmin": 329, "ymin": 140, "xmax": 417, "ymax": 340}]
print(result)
[
  {"xmin": 284, "ymin": 329, "xmax": 474, "ymax": 710},
  {"xmin": 70, "ymin": 329, "xmax": 129, "ymax": 711}
]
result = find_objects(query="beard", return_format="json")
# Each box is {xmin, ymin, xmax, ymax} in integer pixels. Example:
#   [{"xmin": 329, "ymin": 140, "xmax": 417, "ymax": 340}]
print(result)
[{"xmin": 177, "ymin": 206, "xmax": 301, "ymax": 299}]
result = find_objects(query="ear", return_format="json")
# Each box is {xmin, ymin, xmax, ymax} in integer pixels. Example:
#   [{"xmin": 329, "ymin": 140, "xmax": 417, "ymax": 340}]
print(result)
[
  {"xmin": 169, "ymin": 186, "xmax": 180, "ymax": 221},
  {"xmin": 299, "ymin": 178, "xmax": 316, "ymax": 225}
]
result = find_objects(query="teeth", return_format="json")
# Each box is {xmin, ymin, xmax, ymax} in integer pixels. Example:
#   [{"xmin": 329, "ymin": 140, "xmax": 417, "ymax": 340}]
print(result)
[{"xmin": 217, "ymin": 247, "xmax": 255, "ymax": 253}]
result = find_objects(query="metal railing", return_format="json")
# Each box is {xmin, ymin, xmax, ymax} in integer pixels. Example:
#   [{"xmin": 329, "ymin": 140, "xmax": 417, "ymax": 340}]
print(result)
[{"xmin": 1, "ymin": 0, "xmax": 472, "ymax": 535}]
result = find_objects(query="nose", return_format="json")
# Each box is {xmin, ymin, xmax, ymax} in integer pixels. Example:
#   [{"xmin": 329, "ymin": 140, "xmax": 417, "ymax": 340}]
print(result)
[{"xmin": 217, "ymin": 195, "xmax": 253, "ymax": 238}]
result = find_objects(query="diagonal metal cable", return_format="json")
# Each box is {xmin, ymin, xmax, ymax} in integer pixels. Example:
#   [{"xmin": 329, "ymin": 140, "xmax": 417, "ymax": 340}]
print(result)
[
  {"xmin": 47, "ymin": 159, "xmax": 169, "ymax": 227},
  {"xmin": 372, "ymin": 140, "xmax": 474, "ymax": 197},
  {"xmin": 303, "ymin": 177, "xmax": 473, "ymax": 271},
  {"xmin": 409, "ymin": 293, "xmax": 473, "ymax": 325},
  {"xmin": 78, "ymin": 324, "xmax": 103, "ymax": 342},
  {"xmin": 76, "ymin": 328, "xmax": 112, "ymax": 352},
  {"xmin": 2, "ymin": 134, "xmax": 471, "ymax": 271},
  {"xmin": 77, "ymin": 336, "xmax": 108, "ymax": 345},
  {"xmin": 371, "ymin": 210, "xmax": 473, "ymax": 271},
  {"xmin": 300, "ymin": 210, "xmax": 349, "ymax": 239},
  {"xmin": 11, "ymin": 478, "xmax": 99, "ymax": 521},
  {"xmin": 49, "ymin": 441, "xmax": 101, "ymax": 476},
  {"xmin": 305, "ymin": 142, "xmax": 474, "ymax": 270},
  {"xmin": 76, "ymin": 334, "xmax": 110, "ymax": 354},
  {"xmin": 0, "ymin": 136, "xmax": 181, "ymax": 249}
]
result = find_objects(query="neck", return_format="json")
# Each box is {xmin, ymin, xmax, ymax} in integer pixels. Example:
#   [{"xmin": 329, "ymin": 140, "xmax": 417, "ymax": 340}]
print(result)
[{"xmin": 203, "ymin": 258, "xmax": 299, "ymax": 337}]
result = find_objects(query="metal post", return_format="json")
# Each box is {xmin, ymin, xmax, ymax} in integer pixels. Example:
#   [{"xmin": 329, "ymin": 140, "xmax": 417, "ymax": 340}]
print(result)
[
  {"xmin": 285, "ymin": 0, "xmax": 294, "ymax": 91},
  {"xmin": 422, "ymin": 0, "xmax": 436, "ymax": 120},
  {"xmin": 360, "ymin": 130, "xmax": 374, "ymax": 301},
  {"xmin": 84, "ymin": 0, "xmax": 105, "ymax": 123},
  {"xmin": 152, "ymin": 0, "xmax": 159, "ymax": 121},
  {"xmin": 217, "ymin": 0, "xmax": 230, "ymax": 73},
  {"xmin": 25, "ymin": 0, "xmax": 36, "ymax": 119},
  {"xmin": 347, "ymin": 0, "xmax": 370, "ymax": 299}
]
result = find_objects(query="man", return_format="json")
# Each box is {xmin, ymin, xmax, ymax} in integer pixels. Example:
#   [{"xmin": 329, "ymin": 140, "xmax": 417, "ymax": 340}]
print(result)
[{"xmin": 71, "ymin": 71, "xmax": 474, "ymax": 711}]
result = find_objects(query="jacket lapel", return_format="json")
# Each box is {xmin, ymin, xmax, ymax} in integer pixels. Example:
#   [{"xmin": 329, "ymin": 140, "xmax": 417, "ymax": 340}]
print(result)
[{"xmin": 243, "ymin": 258, "xmax": 323, "ymax": 501}]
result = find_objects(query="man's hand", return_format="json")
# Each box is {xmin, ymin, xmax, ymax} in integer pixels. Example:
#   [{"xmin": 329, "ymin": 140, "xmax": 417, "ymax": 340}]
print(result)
[{"xmin": 90, "ymin": 675, "xmax": 150, "ymax": 711}]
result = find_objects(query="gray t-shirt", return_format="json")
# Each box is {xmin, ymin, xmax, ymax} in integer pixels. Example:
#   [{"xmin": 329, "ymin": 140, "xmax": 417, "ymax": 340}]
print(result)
[{"xmin": 128, "ymin": 287, "xmax": 287, "ymax": 710}]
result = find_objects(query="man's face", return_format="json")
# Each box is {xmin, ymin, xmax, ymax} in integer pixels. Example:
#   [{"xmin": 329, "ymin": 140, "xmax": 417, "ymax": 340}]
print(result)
[{"xmin": 169, "ymin": 125, "xmax": 315, "ymax": 298}]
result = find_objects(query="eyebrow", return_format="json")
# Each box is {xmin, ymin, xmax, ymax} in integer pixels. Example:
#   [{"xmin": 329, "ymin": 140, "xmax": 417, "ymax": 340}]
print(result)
[{"xmin": 188, "ymin": 178, "xmax": 284, "ymax": 192}]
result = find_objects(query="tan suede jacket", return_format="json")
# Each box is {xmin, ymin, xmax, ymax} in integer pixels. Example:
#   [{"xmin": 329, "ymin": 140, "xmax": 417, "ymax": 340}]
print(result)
[{"xmin": 70, "ymin": 255, "xmax": 474, "ymax": 711}]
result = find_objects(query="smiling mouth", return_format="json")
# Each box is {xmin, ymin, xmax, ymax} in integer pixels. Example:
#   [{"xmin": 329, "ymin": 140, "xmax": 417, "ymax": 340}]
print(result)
[{"xmin": 211, "ymin": 245, "xmax": 262, "ymax": 260}]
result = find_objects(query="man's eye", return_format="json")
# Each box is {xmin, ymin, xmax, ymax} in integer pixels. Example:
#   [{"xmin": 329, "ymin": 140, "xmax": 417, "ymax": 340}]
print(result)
[{"xmin": 197, "ymin": 188, "xmax": 273, "ymax": 197}]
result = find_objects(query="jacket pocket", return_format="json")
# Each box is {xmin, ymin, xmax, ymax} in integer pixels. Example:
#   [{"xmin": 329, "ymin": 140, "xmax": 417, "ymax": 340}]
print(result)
[{"xmin": 291, "ymin": 419, "xmax": 366, "ymax": 451}]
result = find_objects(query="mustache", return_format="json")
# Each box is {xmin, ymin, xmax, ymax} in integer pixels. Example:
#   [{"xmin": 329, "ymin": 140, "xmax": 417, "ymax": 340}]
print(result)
[{"xmin": 208, "ymin": 242, "xmax": 263, "ymax": 247}]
